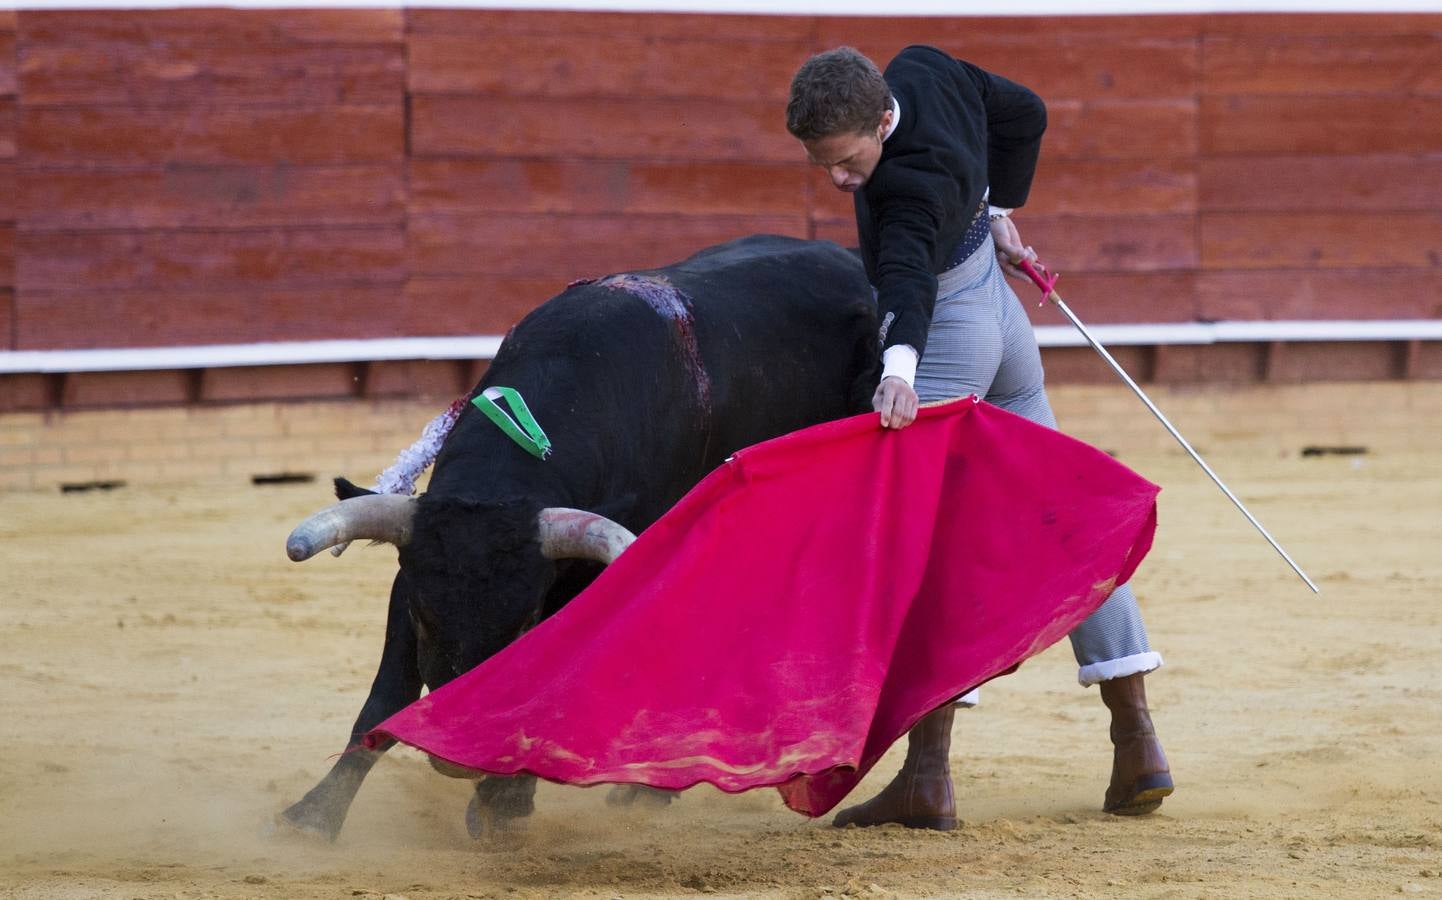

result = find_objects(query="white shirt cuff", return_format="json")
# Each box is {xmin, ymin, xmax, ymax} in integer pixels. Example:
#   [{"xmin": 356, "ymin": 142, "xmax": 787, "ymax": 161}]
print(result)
[
  {"xmin": 881, "ymin": 344, "xmax": 918, "ymax": 388},
  {"xmin": 987, "ymin": 204, "xmax": 1013, "ymax": 219}
]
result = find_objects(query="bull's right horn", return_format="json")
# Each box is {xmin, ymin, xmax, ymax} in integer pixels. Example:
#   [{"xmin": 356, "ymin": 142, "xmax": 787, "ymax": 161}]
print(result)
[
  {"xmin": 536, "ymin": 508, "xmax": 637, "ymax": 565},
  {"xmin": 286, "ymin": 494, "xmax": 417, "ymax": 561}
]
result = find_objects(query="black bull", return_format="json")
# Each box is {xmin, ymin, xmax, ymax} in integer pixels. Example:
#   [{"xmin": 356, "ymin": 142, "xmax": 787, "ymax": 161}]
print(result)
[{"xmin": 279, "ymin": 235, "xmax": 880, "ymax": 840}]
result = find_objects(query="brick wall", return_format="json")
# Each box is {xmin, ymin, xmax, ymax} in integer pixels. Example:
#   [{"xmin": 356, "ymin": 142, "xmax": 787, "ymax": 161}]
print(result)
[
  {"xmin": 1, "ymin": 9, "xmax": 1441, "ymax": 413},
  {"xmin": 2, "ymin": 380, "xmax": 1438, "ymax": 493}
]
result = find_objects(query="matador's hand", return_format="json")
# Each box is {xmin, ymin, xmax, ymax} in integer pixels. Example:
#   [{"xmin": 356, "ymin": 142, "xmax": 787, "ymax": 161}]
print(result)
[
  {"xmin": 990, "ymin": 215, "xmax": 1038, "ymax": 281},
  {"xmin": 873, "ymin": 376, "xmax": 919, "ymax": 429}
]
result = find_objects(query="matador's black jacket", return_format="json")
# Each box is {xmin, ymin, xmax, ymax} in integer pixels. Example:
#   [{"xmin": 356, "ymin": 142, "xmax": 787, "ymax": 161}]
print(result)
[{"xmin": 856, "ymin": 45, "xmax": 1047, "ymax": 358}]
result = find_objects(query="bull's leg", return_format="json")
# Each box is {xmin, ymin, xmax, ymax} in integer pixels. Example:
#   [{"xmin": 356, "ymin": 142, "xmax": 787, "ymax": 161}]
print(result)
[
  {"xmin": 449, "ymin": 566, "xmax": 596, "ymax": 840},
  {"xmin": 278, "ymin": 572, "xmax": 422, "ymax": 841},
  {"xmin": 465, "ymin": 775, "xmax": 539, "ymax": 838},
  {"xmin": 605, "ymin": 784, "xmax": 678, "ymax": 809}
]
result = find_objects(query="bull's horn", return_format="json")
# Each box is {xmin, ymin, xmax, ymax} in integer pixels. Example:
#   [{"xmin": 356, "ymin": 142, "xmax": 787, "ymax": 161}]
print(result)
[
  {"xmin": 286, "ymin": 494, "xmax": 417, "ymax": 561},
  {"xmin": 536, "ymin": 508, "xmax": 637, "ymax": 565}
]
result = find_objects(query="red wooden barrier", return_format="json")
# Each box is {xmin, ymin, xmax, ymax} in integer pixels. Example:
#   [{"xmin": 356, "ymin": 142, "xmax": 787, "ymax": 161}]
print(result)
[
  {"xmin": 2, "ymin": 8, "xmax": 1440, "ymax": 409},
  {"xmin": 410, "ymin": 212, "xmax": 808, "ymax": 279},
  {"xmin": 409, "ymin": 159, "xmax": 808, "ymax": 217},
  {"xmin": 1, "ymin": 10, "xmax": 13, "ymax": 353},
  {"xmin": 17, "ymin": 285, "xmax": 411, "ymax": 350},
  {"xmin": 20, "ymin": 166, "xmax": 406, "ymax": 231}
]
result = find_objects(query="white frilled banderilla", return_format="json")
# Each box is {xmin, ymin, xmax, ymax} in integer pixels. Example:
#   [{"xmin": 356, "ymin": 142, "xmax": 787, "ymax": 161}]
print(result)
[{"xmin": 1017, "ymin": 258, "xmax": 1318, "ymax": 594}]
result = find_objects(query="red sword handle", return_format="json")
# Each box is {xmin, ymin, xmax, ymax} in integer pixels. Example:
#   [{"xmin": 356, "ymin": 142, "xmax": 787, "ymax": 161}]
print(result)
[{"xmin": 1017, "ymin": 258, "xmax": 1059, "ymax": 306}]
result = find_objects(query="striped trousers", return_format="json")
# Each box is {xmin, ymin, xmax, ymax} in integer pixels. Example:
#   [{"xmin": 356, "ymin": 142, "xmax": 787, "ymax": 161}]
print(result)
[{"xmin": 914, "ymin": 231, "xmax": 1164, "ymax": 695}]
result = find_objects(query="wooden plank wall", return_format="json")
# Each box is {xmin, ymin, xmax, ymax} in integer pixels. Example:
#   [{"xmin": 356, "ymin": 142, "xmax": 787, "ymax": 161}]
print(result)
[
  {"xmin": 2, "ymin": 9, "xmax": 1441, "ymax": 410},
  {"xmin": 15, "ymin": 10, "xmax": 407, "ymax": 348},
  {"xmin": 10, "ymin": 10, "xmax": 410, "ymax": 405},
  {"xmin": 405, "ymin": 10, "xmax": 815, "ymax": 339},
  {"xmin": 1, "ymin": 11, "xmax": 15, "ymax": 355},
  {"xmin": 1196, "ymin": 14, "xmax": 1442, "ymax": 382}
]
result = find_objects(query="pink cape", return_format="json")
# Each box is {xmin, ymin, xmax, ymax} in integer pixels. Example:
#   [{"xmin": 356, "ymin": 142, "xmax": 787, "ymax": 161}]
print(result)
[{"xmin": 364, "ymin": 397, "xmax": 1159, "ymax": 817}]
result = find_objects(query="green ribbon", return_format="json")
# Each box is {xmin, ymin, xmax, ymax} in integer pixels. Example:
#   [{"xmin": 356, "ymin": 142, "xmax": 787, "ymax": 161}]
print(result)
[{"xmin": 472, "ymin": 387, "xmax": 552, "ymax": 460}]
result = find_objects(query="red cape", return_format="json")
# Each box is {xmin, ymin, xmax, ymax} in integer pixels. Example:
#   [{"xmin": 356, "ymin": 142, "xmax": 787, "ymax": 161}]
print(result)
[{"xmin": 365, "ymin": 397, "xmax": 1159, "ymax": 817}]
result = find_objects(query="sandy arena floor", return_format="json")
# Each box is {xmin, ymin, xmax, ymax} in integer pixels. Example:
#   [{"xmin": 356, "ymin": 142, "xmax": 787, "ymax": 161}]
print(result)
[{"xmin": 1, "ymin": 432, "xmax": 1439, "ymax": 899}]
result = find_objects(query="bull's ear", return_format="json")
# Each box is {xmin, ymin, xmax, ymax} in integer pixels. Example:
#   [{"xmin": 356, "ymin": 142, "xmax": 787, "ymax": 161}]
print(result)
[{"xmin": 334, "ymin": 477, "xmax": 376, "ymax": 500}]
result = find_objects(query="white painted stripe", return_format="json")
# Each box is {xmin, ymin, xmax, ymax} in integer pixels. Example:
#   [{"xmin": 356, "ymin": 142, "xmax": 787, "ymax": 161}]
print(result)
[
  {"xmin": 6, "ymin": 0, "xmax": 1442, "ymax": 12},
  {"xmin": 1035, "ymin": 320, "xmax": 1442, "ymax": 348},
  {"xmin": 1211, "ymin": 320, "xmax": 1442, "ymax": 342},
  {"xmin": 0, "ymin": 337, "xmax": 504, "ymax": 374},
  {"xmin": 4, "ymin": 322, "xmax": 1441, "ymax": 374},
  {"xmin": 1032, "ymin": 324, "xmax": 1212, "ymax": 348}
]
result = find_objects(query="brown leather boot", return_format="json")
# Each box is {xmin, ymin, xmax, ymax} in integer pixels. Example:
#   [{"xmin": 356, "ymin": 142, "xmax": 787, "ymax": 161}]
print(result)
[
  {"xmin": 1099, "ymin": 672, "xmax": 1173, "ymax": 815},
  {"xmin": 832, "ymin": 706, "xmax": 956, "ymax": 831}
]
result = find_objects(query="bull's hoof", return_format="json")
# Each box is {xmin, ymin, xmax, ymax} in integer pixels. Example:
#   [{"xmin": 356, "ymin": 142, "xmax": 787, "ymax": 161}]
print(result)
[
  {"xmin": 605, "ymin": 784, "xmax": 678, "ymax": 810},
  {"xmin": 465, "ymin": 777, "xmax": 537, "ymax": 840},
  {"xmin": 275, "ymin": 800, "xmax": 343, "ymax": 843},
  {"xmin": 465, "ymin": 791, "xmax": 531, "ymax": 840}
]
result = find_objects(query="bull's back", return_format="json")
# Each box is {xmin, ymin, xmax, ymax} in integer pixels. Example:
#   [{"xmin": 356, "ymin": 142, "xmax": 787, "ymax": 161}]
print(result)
[
  {"xmin": 440, "ymin": 235, "xmax": 877, "ymax": 517},
  {"xmin": 663, "ymin": 235, "xmax": 873, "ymax": 331},
  {"xmin": 662, "ymin": 236, "xmax": 879, "ymax": 447},
  {"xmin": 509, "ymin": 234, "xmax": 877, "ymax": 421}
]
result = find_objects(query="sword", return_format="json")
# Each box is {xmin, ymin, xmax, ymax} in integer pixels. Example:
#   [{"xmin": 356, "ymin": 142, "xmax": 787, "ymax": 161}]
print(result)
[{"xmin": 1017, "ymin": 258, "xmax": 1319, "ymax": 594}]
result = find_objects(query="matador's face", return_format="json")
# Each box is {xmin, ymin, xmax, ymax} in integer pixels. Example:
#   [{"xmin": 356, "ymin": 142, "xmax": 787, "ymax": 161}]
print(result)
[{"xmin": 801, "ymin": 108, "xmax": 893, "ymax": 193}]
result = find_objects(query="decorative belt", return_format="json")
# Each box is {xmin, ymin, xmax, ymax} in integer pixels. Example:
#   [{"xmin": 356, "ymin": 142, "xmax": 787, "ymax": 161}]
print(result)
[{"xmin": 941, "ymin": 199, "xmax": 992, "ymax": 273}]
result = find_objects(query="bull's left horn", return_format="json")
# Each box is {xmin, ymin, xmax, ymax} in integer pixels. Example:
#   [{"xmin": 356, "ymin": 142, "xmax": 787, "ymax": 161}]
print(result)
[
  {"xmin": 536, "ymin": 508, "xmax": 637, "ymax": 565},
  {"xmin": 286, "ymin": 494, "xmax": 418, "ymax": 561}
]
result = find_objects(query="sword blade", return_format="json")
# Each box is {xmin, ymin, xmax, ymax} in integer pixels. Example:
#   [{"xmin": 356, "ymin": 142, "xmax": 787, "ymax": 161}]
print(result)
[{"xmin": 1025, "ymin": 264, "xmax": 1318, "ymax": 593}]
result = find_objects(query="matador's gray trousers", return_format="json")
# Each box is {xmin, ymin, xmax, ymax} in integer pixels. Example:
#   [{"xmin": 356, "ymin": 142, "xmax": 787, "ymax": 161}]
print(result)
[{"xmin": 913, "ymin": 232, "xmax": 1163, "ymax": 698}]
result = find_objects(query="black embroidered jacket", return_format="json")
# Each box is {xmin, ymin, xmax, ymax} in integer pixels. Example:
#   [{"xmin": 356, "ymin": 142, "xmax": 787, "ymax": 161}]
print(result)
[{"xmin": 856, "ymin": 45, "xmax": 1047, "ymax": 356}]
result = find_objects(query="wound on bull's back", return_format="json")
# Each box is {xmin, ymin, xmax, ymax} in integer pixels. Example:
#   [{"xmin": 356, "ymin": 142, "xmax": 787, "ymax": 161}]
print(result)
[{"xmin": 599, "ymin": 274, "xmax": 712, "ymax": 415}]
